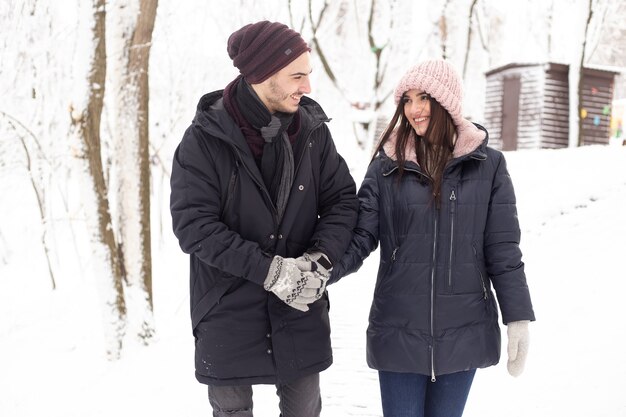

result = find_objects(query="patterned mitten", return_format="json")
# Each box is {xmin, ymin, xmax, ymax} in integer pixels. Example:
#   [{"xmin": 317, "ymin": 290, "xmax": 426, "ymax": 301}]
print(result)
[{"xmin": 264, "ymin": 256, "xmax": 325, "ymax": 312}]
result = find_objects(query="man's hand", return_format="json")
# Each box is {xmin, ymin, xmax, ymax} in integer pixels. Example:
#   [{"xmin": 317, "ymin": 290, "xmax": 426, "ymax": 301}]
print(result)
[{"xmin": 264, "ymin": 256, "xmax": 326, "ymax": 312}]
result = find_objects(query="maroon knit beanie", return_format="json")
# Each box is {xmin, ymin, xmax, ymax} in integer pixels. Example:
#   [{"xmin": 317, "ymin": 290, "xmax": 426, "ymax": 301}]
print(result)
[{"xmin": 227, "ymin": 21, "xmax": 311, "ymax": 84}]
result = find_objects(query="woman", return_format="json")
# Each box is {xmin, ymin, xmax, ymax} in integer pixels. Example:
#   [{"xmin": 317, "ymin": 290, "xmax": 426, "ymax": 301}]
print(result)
[{"xmin": 331, "ymin": 60, "xmax": 535, "ymax": 417}]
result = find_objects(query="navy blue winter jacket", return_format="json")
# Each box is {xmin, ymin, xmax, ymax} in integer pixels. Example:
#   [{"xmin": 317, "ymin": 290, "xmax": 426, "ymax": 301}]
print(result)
[{"xmin": 333, "ymin": 121, "xmax": 535, "ymax": 379}]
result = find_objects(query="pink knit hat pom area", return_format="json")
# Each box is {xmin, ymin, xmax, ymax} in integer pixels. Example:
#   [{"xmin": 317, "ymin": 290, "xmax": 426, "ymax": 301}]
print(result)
[{"xmin": 393, "ymin": 59, "xmax": 464, "ymax": 126}]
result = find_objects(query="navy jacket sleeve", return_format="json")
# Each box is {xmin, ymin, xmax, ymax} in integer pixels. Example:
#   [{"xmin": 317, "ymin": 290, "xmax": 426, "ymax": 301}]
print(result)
[
  {"xmin": 170, "ymin": 126, "xmax": 272, "ymax": 286},
  {"xmin": 484, "ymin": 151, "xmax": 535, "ymax": 324},
  {"xmin": 330, "ymin": 159, "xmax": 381, "ymax": 284}
]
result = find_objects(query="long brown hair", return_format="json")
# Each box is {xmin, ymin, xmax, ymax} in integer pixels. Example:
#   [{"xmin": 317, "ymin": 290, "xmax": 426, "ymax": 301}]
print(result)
[{"xmin": 374, "ymin": 96, "xmax": 456, "ymax": 207}]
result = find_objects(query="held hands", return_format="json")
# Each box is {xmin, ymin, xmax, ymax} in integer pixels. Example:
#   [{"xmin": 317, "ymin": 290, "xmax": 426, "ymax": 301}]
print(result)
[
  {"xmin": 298, "ymin": 252, "xmax": 333, "ymax": 279},
  {"xmin": 264, "ymin": 256, "xmax": 326, "ymax": 312},
  {"xmin": 507, "ymin": 320, "xmax": 530, "ymax": 377},
  {"xmin": 296, "ymin": 251, "xmax": 333, "ymax": 293}
]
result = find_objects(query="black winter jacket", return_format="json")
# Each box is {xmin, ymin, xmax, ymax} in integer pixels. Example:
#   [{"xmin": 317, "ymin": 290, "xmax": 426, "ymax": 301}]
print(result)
[
  {"xmin": 333, "ymin": 121, "xmax": 535, "ymax": 379},
  {"xmin": 170, "ymin": 91, "xmax": 358, "ymax": 385}
]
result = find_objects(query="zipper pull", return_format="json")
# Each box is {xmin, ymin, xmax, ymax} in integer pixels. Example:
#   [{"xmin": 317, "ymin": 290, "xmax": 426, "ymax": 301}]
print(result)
[
  {"xmin": 391, "ymin": 247, "xmax": 398, "ymax": 261},
  {"xmin": 450, "ymin": 190, "xmax": 456, "ymax": 201}
]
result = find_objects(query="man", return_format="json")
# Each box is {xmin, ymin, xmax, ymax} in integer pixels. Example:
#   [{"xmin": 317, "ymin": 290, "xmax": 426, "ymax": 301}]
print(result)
[{"xmin": 170, "ymin": 21, "xmax": 359, "ymax": 417}]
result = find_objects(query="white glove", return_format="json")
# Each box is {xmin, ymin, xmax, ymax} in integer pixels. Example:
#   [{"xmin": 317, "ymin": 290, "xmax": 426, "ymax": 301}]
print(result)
[
  {"xmin": 507, "ymin": 320, "xmax": 530, "ymax": 377},
  {"xmin": 264, "ymin": 256, "xmax": 325, "ymax": 312}
]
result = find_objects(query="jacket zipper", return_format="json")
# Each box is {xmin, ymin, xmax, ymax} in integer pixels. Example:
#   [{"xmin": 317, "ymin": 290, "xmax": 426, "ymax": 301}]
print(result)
[
  {"xmin": 295, "ymin": 128, "xmax": 318, "ymax": 174},
  {"xmin": 236, "ymin": 155, "xmax": 280, "ymax": 225},
  {"xmin": 232, "ymin": 126, "xmax": 318, "ymax": 229},
  {"xmin": 430, "ymin": 212, "xmax": 438, "ymax": 382},
  {"xmin": 472, "ymin": 245, "xmax": 489, "ymax": 300},
  {"xmin": 382, "ymin": 166, "xmax": 426, "ymax": 179},
  {"xmin": 448, "ymin": 189, "xmax": 456, "ymax": 289}
]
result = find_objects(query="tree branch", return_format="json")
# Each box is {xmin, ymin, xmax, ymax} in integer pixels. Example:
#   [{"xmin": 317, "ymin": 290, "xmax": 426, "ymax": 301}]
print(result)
[
  {"xmin": 462, "ymin": 0, "xmax": 479, "ymax": 80},
  {"xmin": 2, "ymin": 115, "xmax": 56, "ymax": 290}
]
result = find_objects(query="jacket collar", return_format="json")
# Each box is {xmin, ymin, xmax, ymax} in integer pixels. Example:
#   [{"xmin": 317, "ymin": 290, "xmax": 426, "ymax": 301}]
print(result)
[
  {"xmin": 381, "ymin": 119, "xmax": 488, "ymax": 166},
  {"xmin": 190, "ymin": 91, "xmax": 331, "ymax": 189},
  {"xmin": 193, "ymin": 91, "xmax": 329, "ymax": 147}
]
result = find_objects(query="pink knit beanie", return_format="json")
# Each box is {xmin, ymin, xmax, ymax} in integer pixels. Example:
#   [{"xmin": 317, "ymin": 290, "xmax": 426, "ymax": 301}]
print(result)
[{"xmin": 393, "ymin": 60, "xmax": 463, "ymax": 126}]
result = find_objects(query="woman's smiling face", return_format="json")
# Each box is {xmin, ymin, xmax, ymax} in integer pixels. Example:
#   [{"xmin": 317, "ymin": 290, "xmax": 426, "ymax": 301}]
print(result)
[{"xmin": 403, "ymin": 89, "xmax": 431, "ymax": 136}]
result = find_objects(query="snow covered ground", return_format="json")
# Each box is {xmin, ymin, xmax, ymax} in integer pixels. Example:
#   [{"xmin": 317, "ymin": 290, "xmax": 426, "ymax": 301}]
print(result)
[{"xmin": 1, "ymin": 144, "xmax": 626, "ymax": 416}]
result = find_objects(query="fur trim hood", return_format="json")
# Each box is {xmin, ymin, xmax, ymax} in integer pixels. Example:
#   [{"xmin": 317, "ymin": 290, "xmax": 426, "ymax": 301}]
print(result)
[{"xmin": 382, "ymin": 118, "xmax": 487, "ymax": 164}]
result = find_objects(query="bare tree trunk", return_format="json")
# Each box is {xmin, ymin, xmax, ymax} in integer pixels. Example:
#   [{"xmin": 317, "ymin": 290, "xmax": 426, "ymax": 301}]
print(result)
[
  {"xmin": 127, "ymin": 0, "xmax": 158, "ymax": 342},
  {"xmin": 111, "ymin": 0, "xmax": 158, "ymax": 344},
  {"xmin": 462, "ymin": 0, "xmax": 479, "ymax": 80},
  {"xmin": 367, "ymin": 0, "xmax": 386, "ymax": 111},
  {"xmin": 439, "ymin": 0, "xmax": 451, "ymax": 59},
  {"xmin": 547, "ymin": 0, "xmax": 554, "ymax": 56},
  {"xmin": 577, "ymin": 0, "xmax": 594, "ymax": 146},
  {"xmin": 69, "ymin": 0, "xmax": 126, "ymax": 359}
]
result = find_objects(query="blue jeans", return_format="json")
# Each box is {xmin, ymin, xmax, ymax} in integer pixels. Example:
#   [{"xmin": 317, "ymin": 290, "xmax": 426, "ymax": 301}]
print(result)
[
  {"xmin": 378, "ymin": 369, "xmax": 476, "ymax": 417},
  {"xmin": 207, "ymin": 373, "xmax": 321, "ymax": 417}
]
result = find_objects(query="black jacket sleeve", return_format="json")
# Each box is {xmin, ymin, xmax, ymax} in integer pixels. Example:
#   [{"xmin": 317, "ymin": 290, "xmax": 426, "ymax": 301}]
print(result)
[
  {"xmin": 308, "ymin": 124, "xmax": 359, "ymax": 265},
  {"xmin": 169, "ymin": 126, "xmax": 272, "ymax": 286},
  {"xmin": 330, "ymin": 159, "xmax": 381, "ymax": 284}
]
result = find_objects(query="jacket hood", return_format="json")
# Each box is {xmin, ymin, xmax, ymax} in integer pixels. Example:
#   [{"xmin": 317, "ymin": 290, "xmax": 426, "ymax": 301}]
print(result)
[
  {"xmin": 382, "ymin": 118, "xmax": 488, "ymax": 165},
  {"xmin": 196, "ymin": 89, "xmax": 224, "ymax": 113},
  {"xmin": 191, "ymin": 90, "xmax": 329, "ymax": 147}
]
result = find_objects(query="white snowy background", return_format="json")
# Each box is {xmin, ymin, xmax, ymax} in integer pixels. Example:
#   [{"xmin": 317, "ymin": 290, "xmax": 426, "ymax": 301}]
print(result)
[{"xmin": 2, "ymin": 1, "xmax": 626, "ymax": 416}]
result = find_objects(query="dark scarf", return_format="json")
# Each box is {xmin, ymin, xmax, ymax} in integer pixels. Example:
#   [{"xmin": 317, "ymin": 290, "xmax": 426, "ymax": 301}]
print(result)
[{"xmin": 223, "ymin": 76, "xmax": 301, "ymax": 222}]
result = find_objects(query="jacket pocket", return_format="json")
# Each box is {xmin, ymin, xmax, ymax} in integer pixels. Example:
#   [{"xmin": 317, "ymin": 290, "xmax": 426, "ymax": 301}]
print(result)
[
  {"xmin": 374, "ymin": 246, "xmax": 398, "ymax": 295},
  {"xmin": 471, "ymin": 243, "xmax": 489, "ymax": 300},
  {"xmin": 284, "ymin": 295, "xmax": 332, "ymax": 371},
  {"xmin": 191, "ymin": 279, "xmax": 234, "ymax": 330},
  {"xmin": 194, "ymin": 321, "xmax": 274, "ymax": 379},
  {"xmin": 220, "ymin": 161, "xmax": 239, "ymax": 217}
]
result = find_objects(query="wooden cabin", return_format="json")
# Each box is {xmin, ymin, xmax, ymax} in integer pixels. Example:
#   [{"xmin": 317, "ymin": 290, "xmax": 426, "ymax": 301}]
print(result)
[
  {"xmin": 580, "ymin": 66, "xmax": 619, "ymax": 145},
  {"xmin": 484, "ymin": 63, "xmax": 568, "ymax": 150},
  {"xmin": 484, "ymin": 62, "xmax": 620, "ymax": 150}
]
